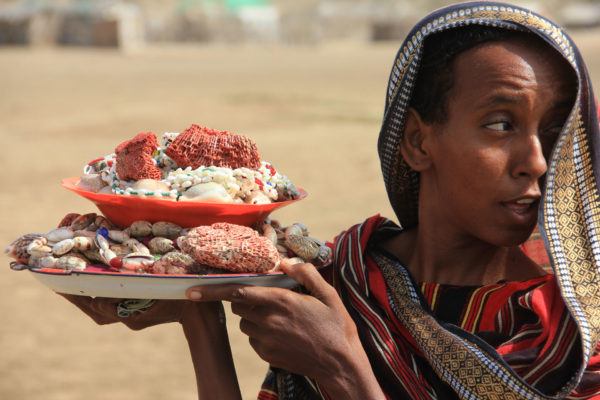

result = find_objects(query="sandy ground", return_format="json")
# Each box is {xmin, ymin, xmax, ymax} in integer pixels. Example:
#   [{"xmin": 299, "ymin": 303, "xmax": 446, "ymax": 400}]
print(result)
[{"xmin": 1, "ymin": 29, "xmax": 600, "ymax": 399}]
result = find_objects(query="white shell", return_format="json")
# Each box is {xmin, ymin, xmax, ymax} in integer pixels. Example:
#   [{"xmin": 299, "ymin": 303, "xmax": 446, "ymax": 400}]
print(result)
[
  {"xmin": 108, "ymin": 230, "xmax": 130, "ymax": 243},
  {"xmin": 45, "ymin": 227, "xmax": 74, "ymax": 242},
  {"xmin": 179, "ymin": 182, "xmax": 233, "ymax": 203},
  {"xmin": 132, "ymin": 179, "xmax": 171, "ymax": 192},
  {"xmin": 73, "ymin": 236, "xmax": 95, "ymax": 251},
  {"xmin": 52, "ymin": 239, "xmax": 75, "ymax": 256},
  {"xmin": 245, "ymin": 191, "xmax": 271, "ymax": 205},
  {"xmin": 56, "ymin": 255, "xmax": 88, "ymax": 270},
  {"xmin": 121, "ymin": 253, "xmax": 154, "ymax": 271}
]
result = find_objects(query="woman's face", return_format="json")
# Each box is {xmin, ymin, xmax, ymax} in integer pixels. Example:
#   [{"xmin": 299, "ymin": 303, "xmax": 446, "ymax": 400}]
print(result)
[{"xmin": 422, "ymin": 39, "xmax": 576, "ymax": 247}]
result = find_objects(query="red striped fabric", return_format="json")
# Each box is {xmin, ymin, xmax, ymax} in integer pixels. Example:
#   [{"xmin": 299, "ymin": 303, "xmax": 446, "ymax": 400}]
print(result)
[{"xmin": 258, "ymin": 216, "xmax": 600, "ymax": 398}]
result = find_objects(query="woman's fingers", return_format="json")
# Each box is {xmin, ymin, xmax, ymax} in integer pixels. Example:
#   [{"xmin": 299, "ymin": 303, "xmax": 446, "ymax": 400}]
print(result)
[
  {"xmin": 279, "ymin": 261, "xmax": 339, "ymax": 306},
  {"xmin": 186, "ymin": 262, "xmax": 334, "ymax": 306},
  {"xmin": 186, "ymin": 284, "xmax": 281, "ymax": 306},
  {"xmin": 57, "ymin": 293, "xmax": 122, "ymax": 325}
]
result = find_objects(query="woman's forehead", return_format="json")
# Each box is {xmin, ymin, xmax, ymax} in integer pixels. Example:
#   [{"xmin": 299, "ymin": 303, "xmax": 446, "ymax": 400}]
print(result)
[{"xmin": 449, "ymin": 39, "xmax": 577, "ymax": 104}]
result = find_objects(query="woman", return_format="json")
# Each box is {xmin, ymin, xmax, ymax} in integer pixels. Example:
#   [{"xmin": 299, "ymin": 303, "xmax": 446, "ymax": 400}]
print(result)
[{"xmin": 62, "ymin": 1, "xmax": 600, "ymax": 399}]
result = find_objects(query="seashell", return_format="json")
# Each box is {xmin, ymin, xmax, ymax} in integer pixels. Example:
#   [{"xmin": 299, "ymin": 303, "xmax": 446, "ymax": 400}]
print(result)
[
  {"xmin": 88, "ymin": 159, "xmax": 110, "ymax": 173},
  {"xmin": 151, "ymin": 251, "xmax": 196, "ymax": 274},
  {"xmin": 73, "ymin": 236, "xmax": 96, "ymax": 251},
  {"xmin": 73, "ymin": 230, "xmax": 96, "ymax": 239},
  {"xmin": 38, "ymin": 256, "xmax": 57, "ymax": 268},
  {"xmin": 28, "ymin": 256, "xmax": 40, "ymax": 267},
  {"xmin": 77, "ymin": 174, "xmax": 106, "ymax": 193},
  {"xmin": 284, "ymin": 223, "xmax": 308, "ymax": 239},
  {"xmin": 99, "ymin": 247, "xmax": 120, "ymax": 268},
  {"xmin": 124, "ymin": 238, "xmax": 150, "ymax": 255},
  {"xmin": 152, "ymin": 221, "xmax": 182, "ymax": 239},
  {"xmin": 284, "ymin": 234, "xmax": 331, "ymax": 266},
  {"xmin": 108, "ymin": 230, "xmax": 130, "ymax": 243},
  {"xmin": 82, "ymin": 249, "xmax": 105, "ymax": 263},
  {"xmin": 109, "ymin": 244, "xmax": 131, "ymax": 258},
  {"xmin": 93, "ymin": 215, "xmax": 115, "ymax": 230},
  {"xmin": 57, "ymin": 213, "xmax": 81, "ymax": 228},
  {"xmin": 46, "ymin": 227, "xmax": 74, "ymax": 243},
  {"xmin": 70, "ymin": 213, "xmax": 97, "ymax": 231},
  {"xmin": 27, "ymin": 239, "xmax": 53, "ymax": 258},
  {"xmin": 52, "ymin": 239, "xmax": 75, "ymax": 256},
  {"xmin": 148, "ymin": 237, "xmax": 175, "ymax": 255},
  {"xmin": 180, "ymin": 182, "xmax": 233, "ymax": 203},
  {"xmin": 56, "ymin": 255, "xmax": 88, "ymax": 270},
  {"xmin": 261, "ymin": 224, "xmax": 278, "ymax": 245},
  {"xmin": 121, "ymin": 253, "xmax": 154, "ymax": 271},
  {"xmin": 268, "ymin": 218, "xmax": 281, "ymax": 229},
  {"xmin": 95, "ymin": 233, "xmax": 110, "ymax": 250},
  {"xmin": 132, "ymin": 179, "xmax": 171, "ymax": 193},
  {"xmin": 97, "ymin": 186, "xmax": 113, "ymax": 195},
  {"xmin": 129, "ymin": 220, "xmax": 153, "ymax": 237},
  {"xmin": 4, "ymin": 234, "xmax": 45, "ymax": 264},
  {"xmin": 277, "ymin": 183, "xmax": 301, "ymax": 201},
  {"xmin": 245, "ymin": 191, "xmax": 272, "ymax": 205}
]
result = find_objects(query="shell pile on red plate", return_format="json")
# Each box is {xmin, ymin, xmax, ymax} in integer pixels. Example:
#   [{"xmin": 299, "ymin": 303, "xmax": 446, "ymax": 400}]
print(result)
[{"xmin": 5, "ymin": 212, "xmax": 331, "ymax": 275}]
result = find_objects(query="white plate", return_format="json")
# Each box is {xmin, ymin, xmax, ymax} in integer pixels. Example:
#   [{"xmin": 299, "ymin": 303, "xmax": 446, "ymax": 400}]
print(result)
[{"xmin": 17, "ymin": 266, "xmax": 309, "ymax": 299}]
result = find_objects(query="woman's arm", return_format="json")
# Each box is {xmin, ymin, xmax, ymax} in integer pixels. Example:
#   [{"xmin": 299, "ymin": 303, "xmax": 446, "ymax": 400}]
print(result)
[
  {"xmin": 186, "ymin": 262, "xmax": 386, "ymax": 400},
  {"xmin": 59, "ymin": 294, "xmax": 242, "ymax": 399},
  {"xmin": 180, "ymin": 301, "xmax": 242, "ymax": 400}
]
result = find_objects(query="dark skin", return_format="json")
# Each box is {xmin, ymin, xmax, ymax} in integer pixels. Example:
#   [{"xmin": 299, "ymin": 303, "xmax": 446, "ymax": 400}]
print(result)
[{"xmin": 59, "ymin": 37, "xmax": 577, "ymax": 399}]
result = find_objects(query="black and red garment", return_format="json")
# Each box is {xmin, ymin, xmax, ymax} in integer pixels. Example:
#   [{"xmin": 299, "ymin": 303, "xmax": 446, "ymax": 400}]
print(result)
[{"xmin": 260, "ymin": 2, "xmax": 600, "ymax": 399}]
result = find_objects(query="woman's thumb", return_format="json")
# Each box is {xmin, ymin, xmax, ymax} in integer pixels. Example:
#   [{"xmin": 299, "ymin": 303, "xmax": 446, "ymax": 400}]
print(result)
[{"xmin": 279, "ymin": 260, "xmax": 336, "ymax": 304}]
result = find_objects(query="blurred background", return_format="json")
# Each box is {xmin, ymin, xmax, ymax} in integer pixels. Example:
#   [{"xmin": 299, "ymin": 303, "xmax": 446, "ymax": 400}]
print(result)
[{"xmin": 1, "ymin": 0, "xmax": 599, "ymax": 399}]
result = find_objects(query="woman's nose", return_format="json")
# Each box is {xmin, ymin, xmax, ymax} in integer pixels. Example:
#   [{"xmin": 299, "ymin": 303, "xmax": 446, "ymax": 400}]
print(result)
[{"xmin": 512, "ymin": 134, "xmax": 548, "ymax": 180}]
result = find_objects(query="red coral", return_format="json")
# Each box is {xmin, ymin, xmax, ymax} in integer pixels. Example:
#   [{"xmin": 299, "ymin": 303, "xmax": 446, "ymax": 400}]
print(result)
[
  {"xmin": 165, "ymin": 124, "xmax": 261, "ymax": 170},
  {"xmin": 115, "ymin": 132, "xmax": 162, "ymax": 181},
  {"xmin": 179, "ymin": 223, "xmax": 279, "ymax": 273}
]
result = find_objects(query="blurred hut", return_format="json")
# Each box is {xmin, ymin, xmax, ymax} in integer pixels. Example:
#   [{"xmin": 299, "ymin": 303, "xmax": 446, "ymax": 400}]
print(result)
[
  {"xmin": 0, "ymin": 3, "xmax": 60, "ymax": 46},
  {"xmin": 166, "ymin": 0, "xmax": 279, "ymax": 42},
  {"xmin": 315, "ymin": 1, "xmax": 414, "ymax": 42},
  {"xmin": 57, "ymin": 2, "xmax": 145, "ymax": 50}
]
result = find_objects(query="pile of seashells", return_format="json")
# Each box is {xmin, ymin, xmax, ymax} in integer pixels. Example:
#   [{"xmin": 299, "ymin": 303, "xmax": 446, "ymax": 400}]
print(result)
[
  {"xmin": 78, "ymin": 130, "xmax": 301, "ymax": 204},
  {"xmin": 5, "ymin": 212, "xmax": 331, "ymax": 275}
]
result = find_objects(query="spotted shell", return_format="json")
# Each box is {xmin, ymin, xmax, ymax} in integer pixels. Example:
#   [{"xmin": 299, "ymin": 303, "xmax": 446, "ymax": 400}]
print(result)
[
  {"xmin": 151, "ymin": 251, "xmax": 196, "ymax": 274},
  {"xmin": 148, "ymin": 237, "xmax": 175, "ymax": 255},
  {"xmin": 70, "ymin": 213, "xmax": 97, "ymax": 231},
  {"xmin": 284, "ymin": 234, "xmax": 331, "ymax": 266},
  {"xmin": 4, "ymin": 234, "xmax": 45, "ymax": 264},
  {"xmin": 129, "ymin": 220, "xmax": 153, "ymax": 238},
  {"xmin": 152, "ymin": 221, "xmax": 182, "ymax": 239}
]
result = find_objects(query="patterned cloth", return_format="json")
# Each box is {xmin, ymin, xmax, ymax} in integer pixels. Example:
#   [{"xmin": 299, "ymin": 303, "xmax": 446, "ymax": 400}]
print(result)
[{"xmin": 259, "ymin": 1, "xmax": 600, "ymax": 399}]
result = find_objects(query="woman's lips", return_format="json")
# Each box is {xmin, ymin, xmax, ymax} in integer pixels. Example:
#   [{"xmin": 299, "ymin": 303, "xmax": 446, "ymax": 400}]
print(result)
[{"xmin": 502, "ymin": 198, "xmax": 539, "ymax": 215}]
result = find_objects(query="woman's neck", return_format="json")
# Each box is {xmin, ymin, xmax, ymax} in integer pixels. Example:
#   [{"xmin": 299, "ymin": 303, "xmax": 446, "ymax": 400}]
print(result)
[{"xmin": 381, "ymin": 226, "xmax": 547, "ymax": 286}]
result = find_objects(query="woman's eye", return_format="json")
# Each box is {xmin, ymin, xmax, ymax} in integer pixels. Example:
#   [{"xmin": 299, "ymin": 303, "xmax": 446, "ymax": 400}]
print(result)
[{"xmin": 485, "ymin": 121, "xmax": 512, "ymax": 131}]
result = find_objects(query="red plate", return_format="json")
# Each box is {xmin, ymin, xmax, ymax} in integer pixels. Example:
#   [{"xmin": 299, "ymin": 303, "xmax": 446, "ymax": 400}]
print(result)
[{"xmin": 61, "ymin": 177, "xmax": 306, "ymax": 228}]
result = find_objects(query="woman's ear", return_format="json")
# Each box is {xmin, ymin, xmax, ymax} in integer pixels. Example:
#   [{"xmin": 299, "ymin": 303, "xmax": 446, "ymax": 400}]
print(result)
[{"xmin": 400, "ymin": 108, "xmax": 433, "ymax": 171}]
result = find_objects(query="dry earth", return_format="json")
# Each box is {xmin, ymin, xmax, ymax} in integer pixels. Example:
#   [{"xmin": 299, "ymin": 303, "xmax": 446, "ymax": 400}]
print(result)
[{"xmin": 1, "ymin": 28, "xmax": 599, "ymax": 399}]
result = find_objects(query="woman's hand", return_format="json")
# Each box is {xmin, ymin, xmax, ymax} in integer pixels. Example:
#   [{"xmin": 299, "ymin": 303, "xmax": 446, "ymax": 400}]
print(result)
[
  {"xmin": 185, "ymin": 261, "xmax": 385, "ymax": 400},
  {"xmin": 58, "ymin": 293, "xmax": 225, "ymax": 333},
  {"xmin": 59, "ymin": 293, "xmax": 241, "ymax": 399},
  {"xmin": 57, "ymin": 293, "xmax": 194, "ymax": 330}
]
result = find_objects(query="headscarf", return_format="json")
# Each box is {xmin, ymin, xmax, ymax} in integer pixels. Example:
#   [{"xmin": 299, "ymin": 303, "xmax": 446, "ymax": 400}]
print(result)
[{"xmin": 259, "ymin": 2, "xmax": 600, "ymax": 399}]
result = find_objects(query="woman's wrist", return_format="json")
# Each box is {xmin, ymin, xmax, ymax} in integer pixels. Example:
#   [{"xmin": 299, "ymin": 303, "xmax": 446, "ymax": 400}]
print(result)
[
  {"xmin": 181, "ymin": 302, "xmax": 242, "ymax": 400},
  {"xmin": 318, "ymin": 331, "xmax": 385, "ymax": 400}
]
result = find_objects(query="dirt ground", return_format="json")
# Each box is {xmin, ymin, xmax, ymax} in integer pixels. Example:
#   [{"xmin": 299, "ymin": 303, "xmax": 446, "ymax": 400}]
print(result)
[{"xmin": 2, "ymin": 29, "xmax": 600, "ymax": 399}]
